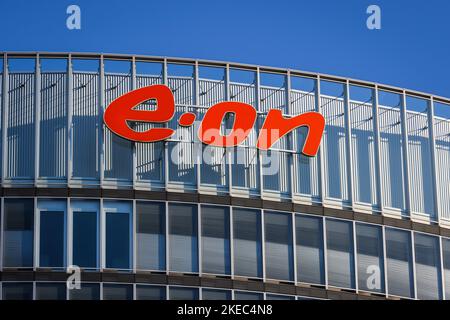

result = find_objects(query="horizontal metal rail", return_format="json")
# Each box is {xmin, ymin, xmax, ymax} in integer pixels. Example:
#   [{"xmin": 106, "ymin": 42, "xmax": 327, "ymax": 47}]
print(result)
[{"xmin": 1, "ymin": 51, "xmax": 449, "ymax": 106}]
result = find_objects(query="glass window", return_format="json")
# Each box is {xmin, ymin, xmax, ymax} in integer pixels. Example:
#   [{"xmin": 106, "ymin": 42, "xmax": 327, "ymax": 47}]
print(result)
[
  {"xmin": 3, "ymin": 199, "xmax": 34, "ymax": 268},
  {"xmin": 169, "ymin": 203, "xmax": 198, "ymax": 273},
  {"xmin": 326, "ymin": 219, "xmax": 355, "ymax": 289},
  {"xmin": 2, "ymin": 282, "xmax": 33, "ymax": 300},
  {"xmin": 414, "ymin": 233, "xmax": 442, "ymax": 300},
  {"xmin": 295, "ymin": 215, "xmax": 325, "ymax": 285},
  {"xmin": 136, "ymin": 201, "xmax": 165, "ymax": 271},
  {"xmin": 201, "ymin": 205, "xmax": 230, "ymax": 275},
  {"xmin": 442, "ymin": 238, "xmax": 450, "ymax": 300},
  {"xmin": 202, "ymin": 288, "xmax": 232, "ymax": 300},
  {"xmin": 104, "ymin": 201, "xmax": 132, "ymax": 270},
  {"xmin": 71, "ymin": 200, "xmax": 99, "ymax": 269},
  {"xmin": 36, "ymin": 283, "xmax": 66, "ymax": 300},
  {"xmin": 356, "ymin": 223, "xmax": 385, "ymax": 293},
  {"xmin": 102, "ymin": 284, "xmax": 133, "ymax": 300},
  {"xmin": 69, "ymin": 283, "xmax": 100, "ymax": 300},
  {"xmin": 266, "ymin": 294, "xmax": 295, "ymax": 300},
  {"xmin": 234, "ymin": 291, "xmax": 263, "ymax": 300},
  {"xmin": 233, "ymin": 208, "xmax": 262, "ymax": 278},
  {"xmin": 385, "ymin": 228, "xmax": 414, "ymax": 298},
  {"xmin": 169, "ymin": 287, "xmax": 199, "ymax": 300},
  {"xmin": 136, "ymin": 285, "xmax": 166, "ymax": 300},
  {"xmin": 38, "ymin": 200, "xmax": 66, "ymax": 268},
  {"xmin": 264, "ymin": 211, "xmax": 294, "ymax": 281}
]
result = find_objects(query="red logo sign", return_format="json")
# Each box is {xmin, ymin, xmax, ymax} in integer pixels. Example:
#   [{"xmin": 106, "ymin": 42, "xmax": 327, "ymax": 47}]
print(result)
[{"xmin": 104, "ymin": 85, "xmax": 325, "ymax": 157}]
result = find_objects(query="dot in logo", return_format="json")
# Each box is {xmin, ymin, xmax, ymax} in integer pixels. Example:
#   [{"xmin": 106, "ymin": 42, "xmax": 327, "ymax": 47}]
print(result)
[{"xmin": 178, "ymin": 112, "xmax": 196, "ymax": 127}]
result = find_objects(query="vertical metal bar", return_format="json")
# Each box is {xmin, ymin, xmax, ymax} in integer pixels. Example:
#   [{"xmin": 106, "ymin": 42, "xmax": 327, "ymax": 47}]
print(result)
[
  {"xmin": 344, "ymin": 80, "xmax": 354, "ymax": 208},
  {"xmin": 33, "ymin": 197, "xmax": 39, "ymax": 270},
  {"xmin": 0, "ymin": 197, "xmax": 4, "ymax": 271},
  {"xmin": 292, "ymin": 212, "xmax": 297, "ymax": 284},
  {"xmin": 131, "ymin": 57, "xmax": 137, "ymax": 189},
  {"xmin": 132, "ymin": 199, "xmax": 137, "ymax": 273},
  {"xmin": 315, "ymin": 76, "xmax": 326, "ymax": 203},
  {"xmin": 382, "ymin": 225, "xmax": 388, "ymax": 297},
  {"xmin": 165, "ymin": 201, "xmax": 169, "ymax": 274},
  {"xmin": 373, "ymin": 85, "xmax": 384, "ymax": 213},
  {"xmin": 100, "ymin": 198, "xmax": 105, "ymax": 271},
  {"xmin": 440, "ymin": 236, "xmax": 446, "ymax": 300},
  {"xmin": 352, "ymin": 220, "xmax": 358, "ymax": 293},
  {"xmin": 34, "ymin": 54, "xmax": 41, "ymax": 185},
  {"xmin": 322, "ymin": 216, "xmax": 329, "ymax": 289},
  {"xmin": 400, "ymin": 91, "xmax": 412, "ymax": 216},
  {"xmin": 197, "ymin": 203, "xmax": 202, "ymax": 276},
  {"xmin": 33, "ymin": 281, "xmax": 36, "ymax": 300},
  {"xmin": 230, "ymin": 206, "xmax": 235, "ymax": 278},
  {"xmin": 261, "ymin": 208, "xmax": 266, "ymax": 280},
  {"xmin": 286, "ymin": 71, "xmax": 294, "ymax": 200},
  {"xmin": 1, "ymin": 54, "xmax": 8, "ymax": 183},
  {"xmin": 428, "ymin": 97, "xmax": 441, "ymax": 223},
  {"xmin": 225, "ymin": 64, "xmax": 233, "ymax": 196},
  {"xmin": 255, "ymin": 68, "xmax": 263, "ymax": 197},
  {"xmin": 163, "ymin": 59, "xmax": 169, "ymax": 188},
  {"xmin": 67, "ymin": 55, "xmax": 73, "ymax": 186},
  {"xmin": 411, "ymin": 231, "xmax": 418, "ymax": 299},
  {"xmin": 98, "ymin": 56, "xmax": 105, "ymax": 188},
  {"xmin": 67, "ymin": 198, "xmax": 73, "ymax": 268},
  {"xmin": 194, "ymin": 61, "xmax": 201, "ymax": 190}
]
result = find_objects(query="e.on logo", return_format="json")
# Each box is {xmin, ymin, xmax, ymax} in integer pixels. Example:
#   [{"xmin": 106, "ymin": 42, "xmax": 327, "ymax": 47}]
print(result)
[{"xmin": 104, "ymin": 85, "xmax": 325, "ymax": 157}]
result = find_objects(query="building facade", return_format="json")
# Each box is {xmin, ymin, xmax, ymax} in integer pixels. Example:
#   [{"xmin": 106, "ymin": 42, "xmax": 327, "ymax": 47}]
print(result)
[{"xmin": 0, "ymin": 52, "xmax": 449, "ymax": 300}]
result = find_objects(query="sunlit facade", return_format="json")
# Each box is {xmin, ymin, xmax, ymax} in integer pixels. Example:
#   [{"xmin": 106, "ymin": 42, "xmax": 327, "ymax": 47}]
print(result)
[{"xmin": 0, "ymin": 52, "xmax": 449, "ymax": 300}]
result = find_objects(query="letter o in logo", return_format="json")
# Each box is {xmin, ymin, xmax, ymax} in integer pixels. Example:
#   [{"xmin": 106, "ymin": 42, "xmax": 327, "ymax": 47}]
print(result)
[{"xmin": 198, "ymin": 102, "xmax": 257, "ymax": 147}]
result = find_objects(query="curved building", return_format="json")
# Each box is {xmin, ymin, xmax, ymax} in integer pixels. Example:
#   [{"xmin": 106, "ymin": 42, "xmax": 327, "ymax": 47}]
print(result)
[{"xmin": 0, "ymin": 52, "xmax": 449, "ymax": 300}]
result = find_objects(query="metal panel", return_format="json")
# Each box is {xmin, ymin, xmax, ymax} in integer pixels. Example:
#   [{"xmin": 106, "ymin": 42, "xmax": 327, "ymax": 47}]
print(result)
[
  {"xmin": 435, "ymin": 118, "xmax": 450, "ymax": 219},
  {"xmin": 350, "ymin": 101, "xmax": 378, "ymax": 206},
  {"xmin": 0, "ymin": 67, "xmax": 2, "ymax": 181},
  {"xmin": 291, "ymin": 89, "xmax": 320, "ymax": 200},
  {"xmin": 378, "ymin": 105, "xmax": 406, "ymax": 212},
  {"xmin": 6, "ymin": 73, "xmax": 35, "ymax": 180},
  {"xmin": 104, "ymin": 74, "xmax": 133, "ymax": 183},
  {"xmin": 167, "ymin": 76, "xmax": 196, "ymax": 187},
  {"xmin": 198, "ymin": 79, "xmax": 225, "ymax": 107},
  {"xmin": 39, "ymin": 73, "xmax": 67, "ymax": 179},
  {"xmin": 228, "ymin": 81, "xmax": 259, "ymax": 192},
  {"xmin": 71, "ymin": 72, "xmax": 100, "ymax": 181},
  {"xmin": 168, "ymin": 76, "xmax": 193, "ymax": 106},
  {"xmin": 321, "ymin": 96, "xmax": 349, "ymax": 203},
  {"xmin": 134, "ymin": 75, "xmax": 164, "ymax": 185},
  {"xmin": 406, "ymin": 111, "xmax": 435, "ymax": 217},
  {"xmin": 259, "ymin": 85, "xmax": 286, "ymax": 113}
]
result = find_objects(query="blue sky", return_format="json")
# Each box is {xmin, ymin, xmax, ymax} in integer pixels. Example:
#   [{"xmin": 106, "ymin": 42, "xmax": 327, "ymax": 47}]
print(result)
[{"xmin": 0, "ymin": 0, "xmax": 449, "ymax": 98}]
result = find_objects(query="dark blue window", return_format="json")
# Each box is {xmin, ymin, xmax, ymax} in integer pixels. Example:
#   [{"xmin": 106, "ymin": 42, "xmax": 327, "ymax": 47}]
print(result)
[
  {"xmin": 69, "ymin": 283, "xmax": 100, "ymax": 300},
  {"xmin": 3, "ymin": 199, "xmax": 34, "ymax": 268},
  {"xmin": 106, "ymin": 209, "xmax": 131, "ymax": 270},
  {"xmin": 73, "ymin": 211, "xmax": 98, "ymax": 269},
  {"xmin": 40, "ymin": 211, "xmax": 65, "ymax": 268},
  {"xmin": 36, "ymin": 283, "xmax": 67, "ymax": 300},
  {"xmin": 136, "ymin": 201, "xmax": 165, "ymax": 271},
  {"xmin": 2, "ymin": 283, "xmax": 33, "ymax": 300},
  {"xmin": 136, "ymin": 285, "xmax": 166, "ymax": 300}
]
